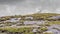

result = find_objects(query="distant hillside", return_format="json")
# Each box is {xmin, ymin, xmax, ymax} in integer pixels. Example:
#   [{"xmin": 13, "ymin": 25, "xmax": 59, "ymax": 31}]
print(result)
[
  {"xmin": 25, "ymin": 13, "xmax": 60, "ymax": 16},
  {"xmin": 1, "ymin": 13, "xmax": 60, "ymax": 18},
  {"xmin": 24, "ymin": 13, "xmax": 60, "ymax": 19},
  {"xmin": 0, "ymin": 13, "xmax": 60, "ymax": 21}
]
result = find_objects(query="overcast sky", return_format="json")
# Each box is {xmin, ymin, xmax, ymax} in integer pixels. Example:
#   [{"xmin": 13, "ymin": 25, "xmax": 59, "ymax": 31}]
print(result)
[{"xmin": 0, "ymin": 0, "xmax": 60, "ymax": 16}]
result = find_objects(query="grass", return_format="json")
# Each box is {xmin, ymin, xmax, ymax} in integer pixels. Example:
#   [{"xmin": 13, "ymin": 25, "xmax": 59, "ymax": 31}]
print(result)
[
  {"xmin": 0, "ymin": 27, "xmax": 32, "ymax": 32},
  {"xmin": 43, "ymin": 32, "xmax": 53, "ymax": 34},
  {"xmin": 47, "ymin": 21, "xmax": 60, "ymax": 25},
  {"xmin": 0, "ymin": 27, "xmax": 48, "ymax": 34},
  {"xmin": 0, "ymin": 27, "xmax": 34, "ymax": 34},
  {"xmin": 0, "ymin": 13, "xmax": 60, "ymax": 34}
]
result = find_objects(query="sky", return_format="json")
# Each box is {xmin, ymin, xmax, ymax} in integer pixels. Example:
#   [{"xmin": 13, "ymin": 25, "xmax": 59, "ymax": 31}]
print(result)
[{"xmin": 0, "ymin": 0, "xmax": 60, "ymax": 16}]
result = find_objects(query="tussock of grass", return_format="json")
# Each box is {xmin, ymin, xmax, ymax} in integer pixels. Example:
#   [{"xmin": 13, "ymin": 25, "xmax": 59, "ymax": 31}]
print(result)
[{"xmin": 48, "ymin": 21, "xmax": 60, "ymax": 25}]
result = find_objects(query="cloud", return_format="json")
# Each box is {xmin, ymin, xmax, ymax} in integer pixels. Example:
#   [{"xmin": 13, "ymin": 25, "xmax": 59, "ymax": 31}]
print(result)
[
  {"xmin": 0, "ymin": 0, "xmax": 60, "ymax": 9},
  {"xmin": 0, "ymin": 0, "xmax": 60, "ymax": 16}
]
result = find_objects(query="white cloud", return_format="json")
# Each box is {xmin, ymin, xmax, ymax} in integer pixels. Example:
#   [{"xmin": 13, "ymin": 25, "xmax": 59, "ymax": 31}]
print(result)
[{"xmin": 0, "ymin": 4, "xmax": 60, "ymax": 17}]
